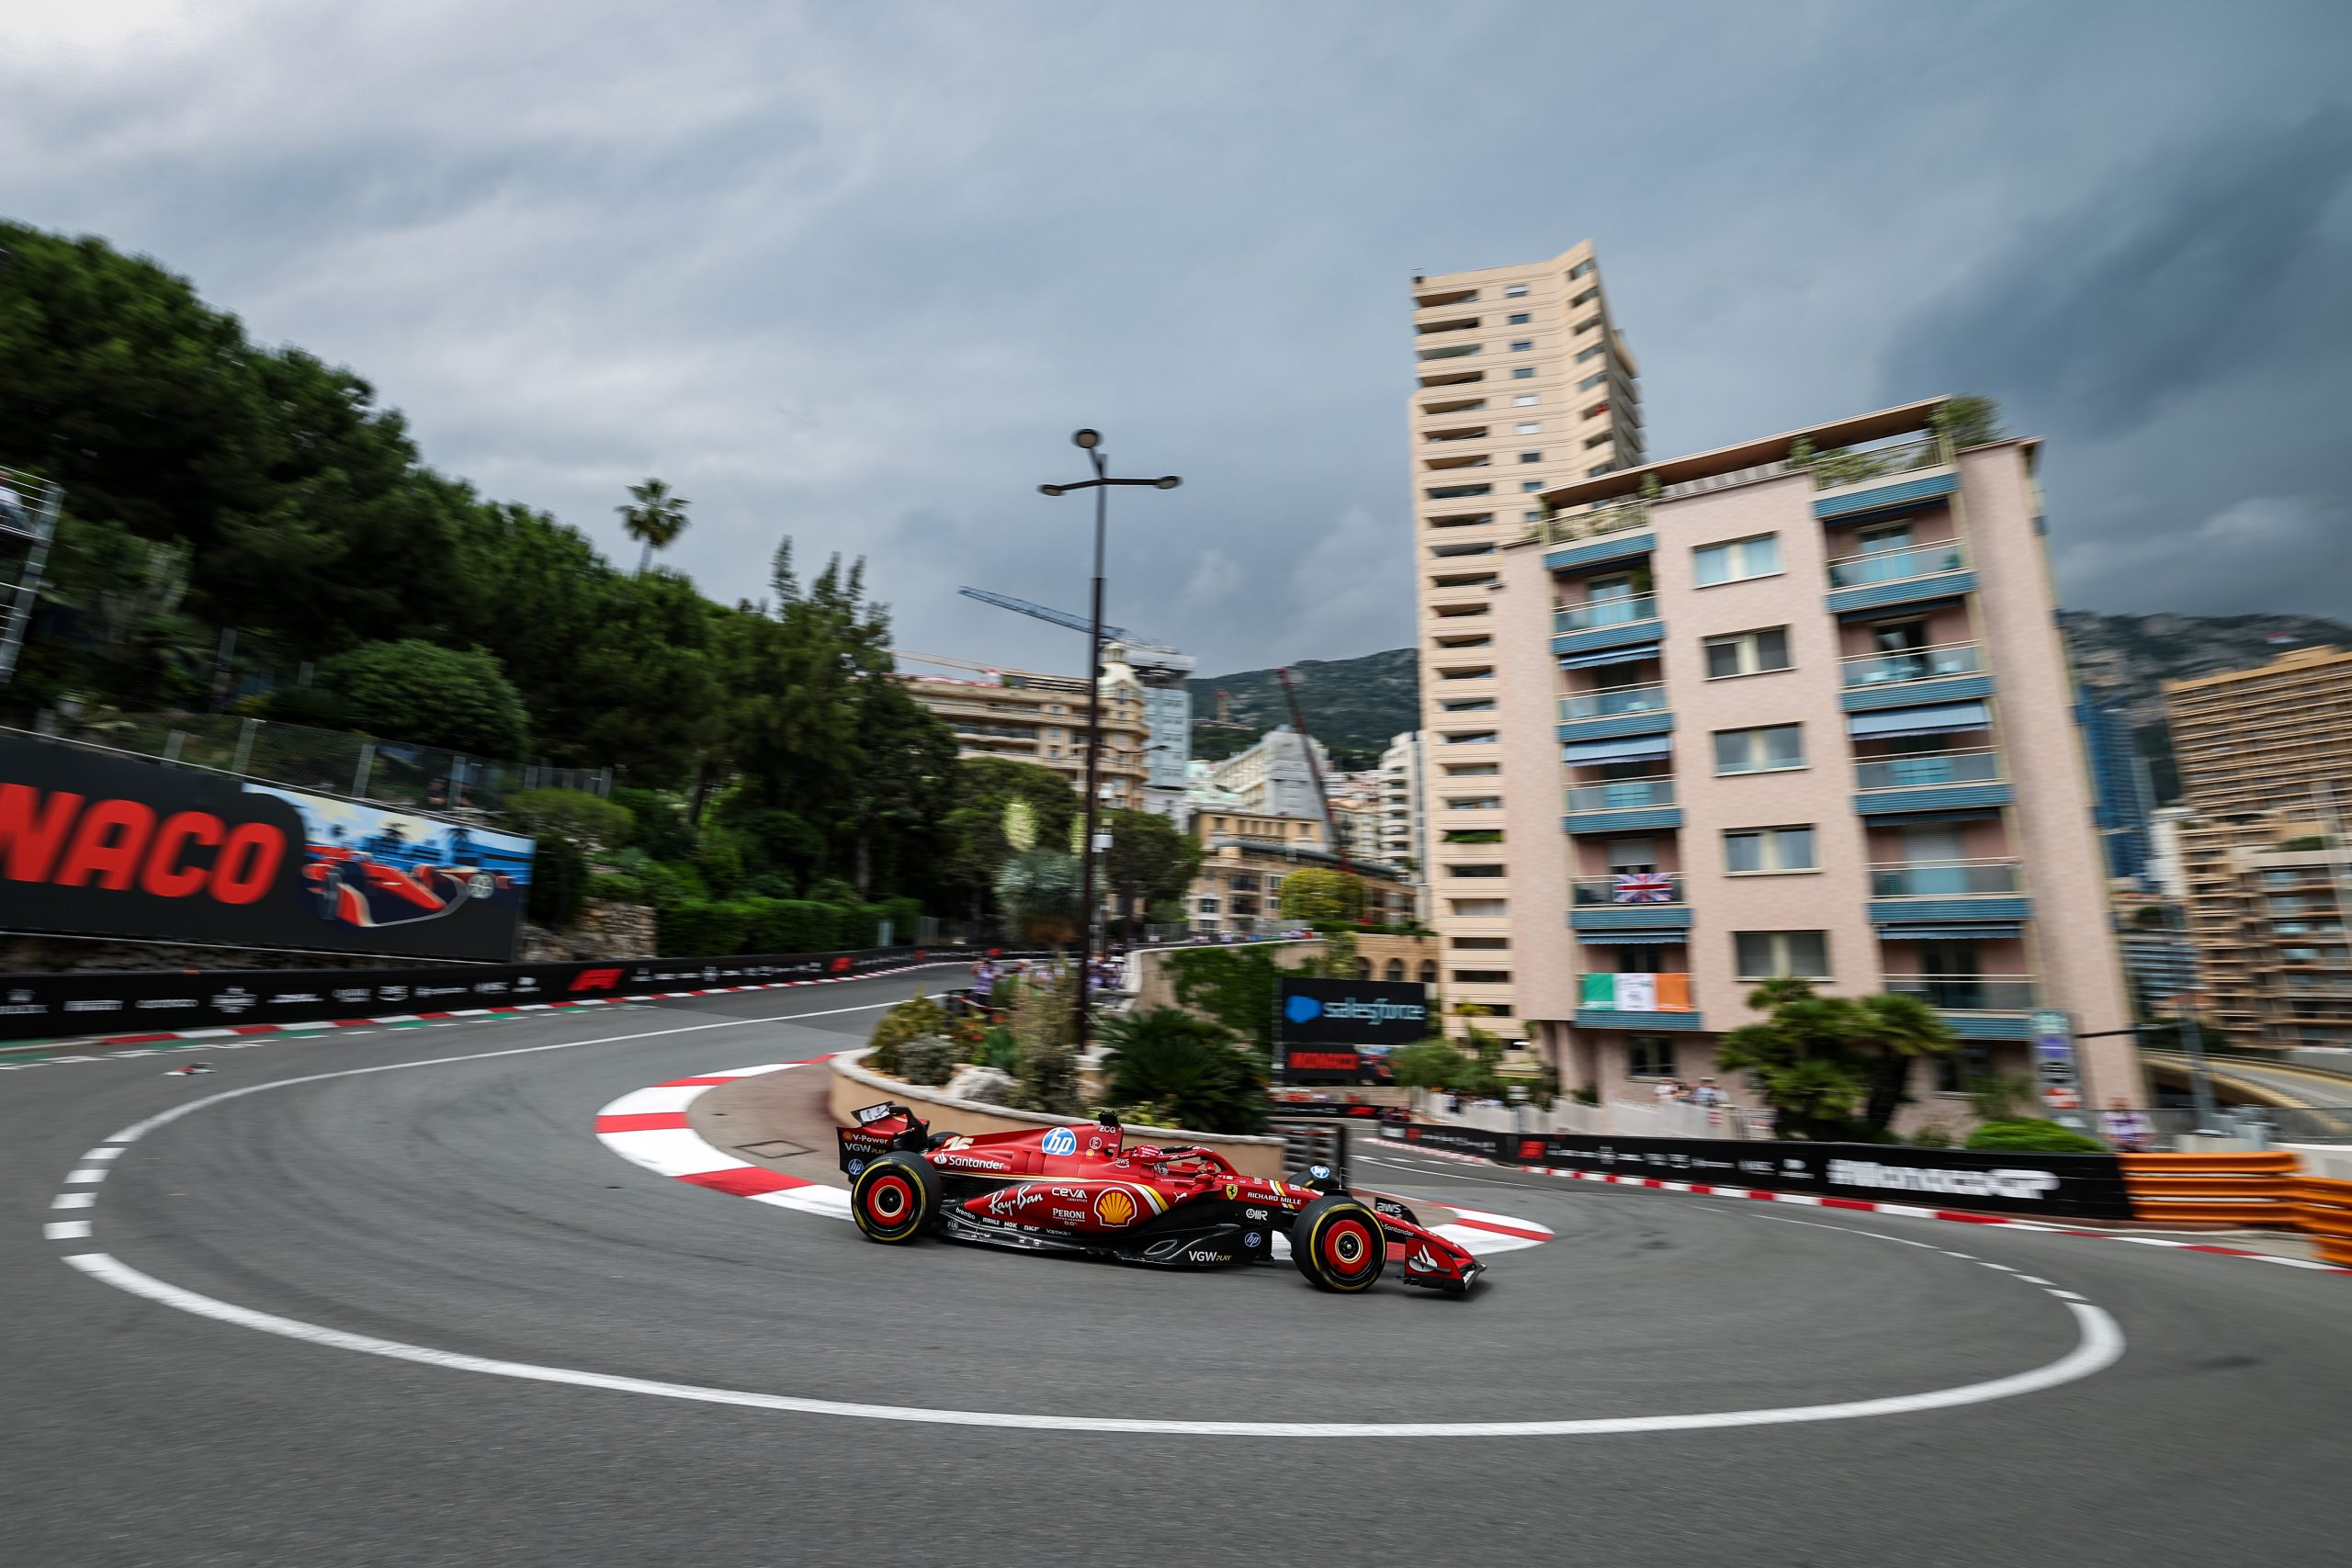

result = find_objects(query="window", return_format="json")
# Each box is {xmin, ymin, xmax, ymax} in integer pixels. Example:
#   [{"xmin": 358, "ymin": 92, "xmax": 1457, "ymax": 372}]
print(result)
[
  {"xmin": 1504, "ymin": 283, "xmax": 1529, "ymax": 298},
  {"xmin": 1703, "ymin": 626, "xmax": 1792, "ymax": 678},
  {"xmin": 1508, "ymin": 312, "xmax": 1531, "ymax": 325},
  {"xmin": 1569, "ymin": 287, "xmax": 1598, "ymax": 308},
  {"xmin": 1724, "ymin": 826, "xmax": 1816, "ymax": 874},
  {"xmin": 1443, "ymin": 761, "xmax": 1499, "ymax": 776},
  {"xmin": 1714, "ymin": 724, "xmax": 1804, "ymax": 774},
  {"xmin": 1934, "ymin": 1044, "xmax": 1996, "ymax": 1095},
  {"xmin": 1577, "ymin": 372, "xmax": 1607, "ymax": 391},
  {"xmin": 1444, "ymin": 730, "xmax": 1498, "ymax": 744},
  {"xmin": 1510, "ymin": 339, "xmax": 1533, "ymax": 352},
  {"xmin": 1195, "ymin": 896, "xmax": 1220, "ymax": 914},
  {"xmin": 1587, "ymin": 464, "xmax": 1613, "ymax": 478},
  {"xmin": 1385, "ymin": 959, "xmax": 1406, "ymax": 981},
  {"xmin": 1627, "ymin": 1035, "xmax": 1677, "ymax": 1079},
  {"xmin": 1440, "ymin": 697, "xmax": 1495, "ymax": 712},
  {"xmin": 1453, "ymin": 935, "xmax": 1509, "ymax": 949},
  {"xmin": 1447, "ymin": 863, "xmax": 1506, "ymax": 877},
  {"xmin": 1583, "ymin": 401, "xmax": 1609, "ymax": 420},
  {"xmin": 1574, "ymin": 316, "xmax": 1600, "ymax": 335},
  {"xmin": 1520, "ymin": 451, "xmax": 1542, "ymax": 463},
  {"xmin": 1522, "ymin": 479, "xmax": 1544, "ymax": 492},
  {"xmin": 1735, "ymin": 931, "xmax": 1830, "ymax": 980},
  {"xmin": 1524, "ymin": 510, "xmax": 1544, "ymax": 522},
  {"xmin": 1453, "ymin": 970, "xmax": 1512, "ymax": 984},
  {"xmin": 1576, "ymin": 345, "xmax": 1605, "ymax": 363},
  {"xmin": 1516, "ymin": 422, "xmax": 1542, "ymax": 434},
  {"xmin": 1513, "ymin": 393, "xmax": 1540, "ymax": 406},
  {"xmin": 1445, "ymin": 795, "xmax": 1502, "ymax": 808},
  {"xmin": 1451, "ymin": 898, "xmax": 1508, "ymax": 918},
  {"xmin": 1693, "ymin": 534, "xmax": 1781, "ymax": 586},
  {"xmin": 1512, "ymin": 367, "xmax": 1535, "ymax": 378},
  {"xmin": 1567, "ymin": 260, "xmax": 1594, "ymax": 279}
]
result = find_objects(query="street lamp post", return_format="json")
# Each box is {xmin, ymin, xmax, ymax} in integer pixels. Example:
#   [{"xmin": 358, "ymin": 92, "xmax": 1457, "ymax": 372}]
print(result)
[{"xmin": 1039, "ymin": 430, "xmax": 1180, "ymax": 1056}]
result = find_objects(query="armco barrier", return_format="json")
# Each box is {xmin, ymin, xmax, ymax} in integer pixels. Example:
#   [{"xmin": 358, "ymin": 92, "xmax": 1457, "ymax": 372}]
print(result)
[
  {"xmin": 0, "ymin": 944, "xmax": 1032, "ymax": 1044},
  {"xmin": 1377, "ymin": 1123, "xmax": 2134, "ymax": 1221}
]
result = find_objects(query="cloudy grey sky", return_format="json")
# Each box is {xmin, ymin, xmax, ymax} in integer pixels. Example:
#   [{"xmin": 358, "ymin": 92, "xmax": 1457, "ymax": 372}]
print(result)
[{"xmin": 6, "ymin": 1, "xmax": 2348, "ymax": 677}]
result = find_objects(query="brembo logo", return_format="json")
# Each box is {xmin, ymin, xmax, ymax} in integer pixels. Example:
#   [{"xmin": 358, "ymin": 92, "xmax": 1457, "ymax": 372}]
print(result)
[{"xmin": 1, "ymin": 784, "xmax": 281, "ymax": 903}]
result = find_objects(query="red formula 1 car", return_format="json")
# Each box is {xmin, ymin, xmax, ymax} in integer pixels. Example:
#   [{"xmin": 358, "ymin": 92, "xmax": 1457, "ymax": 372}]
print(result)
[{"xmin": 837, "ymin": 1102, "xmax": 1486, "ymax": 1294}]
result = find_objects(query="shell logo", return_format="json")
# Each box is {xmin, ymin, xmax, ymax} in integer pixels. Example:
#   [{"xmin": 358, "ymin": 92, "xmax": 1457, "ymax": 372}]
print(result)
[{"xmin": 1094, "ymin": 1187, "xmax": 1137, "ymax": 1226}]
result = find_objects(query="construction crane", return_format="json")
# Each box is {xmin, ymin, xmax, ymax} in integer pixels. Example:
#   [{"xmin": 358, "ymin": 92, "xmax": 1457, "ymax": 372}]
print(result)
[
  {"xmin": 1276, "ymin": 666, "xmax": 1353, "ymax": 876},
  {"xmin": 958, "ymin": 587, "xmax": 1132, "ymax": 644}
]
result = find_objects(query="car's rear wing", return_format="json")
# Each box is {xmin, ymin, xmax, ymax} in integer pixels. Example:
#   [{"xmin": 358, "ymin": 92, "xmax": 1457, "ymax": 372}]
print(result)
[{"xmin": 837, "ymin": 1101, "xmax": 933, "ymax": 1177}]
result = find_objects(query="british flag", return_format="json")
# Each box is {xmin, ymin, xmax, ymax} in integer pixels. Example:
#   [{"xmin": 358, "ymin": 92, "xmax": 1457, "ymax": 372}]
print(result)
[{"xmin": 1611, "ymin": 872, "xmax": 1676, "ymax": 904}]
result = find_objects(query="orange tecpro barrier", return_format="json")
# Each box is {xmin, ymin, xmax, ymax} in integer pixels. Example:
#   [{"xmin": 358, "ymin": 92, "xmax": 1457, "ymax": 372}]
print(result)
[
  {"xmin": 2121, "ymin": 1151, "xmax": 2352, "ymax": 1263},
  {"xmin": 2296, "ymin": 1177, "xmax": 2352, "ymax": 1269}
]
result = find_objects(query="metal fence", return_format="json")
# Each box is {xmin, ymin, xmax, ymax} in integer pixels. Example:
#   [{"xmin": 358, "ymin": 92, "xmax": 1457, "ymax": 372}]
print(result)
[{"xmin": 22, "ymin": 710, "xmax": 611, "ymax": 823}]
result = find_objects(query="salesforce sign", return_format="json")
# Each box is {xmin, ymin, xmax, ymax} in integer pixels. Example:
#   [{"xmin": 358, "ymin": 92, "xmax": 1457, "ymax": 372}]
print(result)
[{"xmin": 1277, "ymin": 976, "xmax": 1431, "ymax": 1048}]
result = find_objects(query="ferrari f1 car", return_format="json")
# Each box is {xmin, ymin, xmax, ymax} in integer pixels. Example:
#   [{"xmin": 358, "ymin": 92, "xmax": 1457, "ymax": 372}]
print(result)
[{"xmin": 837, "ymin": 1101, "xmax": 1485, "ymax": 1293}]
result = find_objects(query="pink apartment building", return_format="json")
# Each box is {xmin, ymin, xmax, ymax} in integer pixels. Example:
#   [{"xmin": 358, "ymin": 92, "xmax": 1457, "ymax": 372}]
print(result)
[{"xmin": 1487, "ymin": 399, "xmax": 2142, "ymax": 1131}]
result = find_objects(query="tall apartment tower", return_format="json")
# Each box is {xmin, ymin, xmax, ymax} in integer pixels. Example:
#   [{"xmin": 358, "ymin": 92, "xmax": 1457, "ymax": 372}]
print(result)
[
  {"xmin": 1408, "ymin": 240, "xmax": 1645, "ymax": 1036},
  {"xmin": 2163, "ymin": 646, "xmax": 2352, "ymax": 1050},
  {"xmin": 1487, "ymin": 398, "xmax": 2141, "ymax": 1131}
]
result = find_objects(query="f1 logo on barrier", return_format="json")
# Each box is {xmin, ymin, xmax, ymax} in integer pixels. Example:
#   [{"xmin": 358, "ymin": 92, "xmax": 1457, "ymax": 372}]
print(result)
[{"xmin": 569, "ymin": 968, "xmax": 623, "ymax": 993}]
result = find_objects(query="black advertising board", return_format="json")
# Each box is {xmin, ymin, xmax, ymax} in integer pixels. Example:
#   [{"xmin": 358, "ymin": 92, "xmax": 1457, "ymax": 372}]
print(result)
[
  {"xmin": 1375, "ymin": 1122, "xmax": 1517, "ymax": 1161},
  {"xmin": 1277, "ymin": 976, "xmax": 1430, "ymax": 1046},
  {"xmin": 0, "ymin": 734, "xmax": 532, "ymax": 963},
  {"xmin": 0, "ymin": 944, "xmax": 1019, "ymax": 1043},
  {"xmin": 1532, "ymin": 1132, "xmax": 2132, "ymax": 1220}
]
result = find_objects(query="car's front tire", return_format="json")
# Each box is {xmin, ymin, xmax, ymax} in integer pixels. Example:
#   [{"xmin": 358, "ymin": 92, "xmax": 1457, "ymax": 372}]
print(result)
[
  {"xmin": 1291, "ymin": 1193, "xmax": 1387, "ymax": 1292},
  {"xmin": 852, "ymin": 1151, "xmax": 942, "ymax": 1243}
]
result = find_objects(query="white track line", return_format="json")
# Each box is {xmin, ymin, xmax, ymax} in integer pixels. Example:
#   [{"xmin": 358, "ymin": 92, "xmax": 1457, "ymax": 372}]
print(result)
[{"xmin": 57, "ymin": 1250, "xmax": 2120, "ymax": 1438}]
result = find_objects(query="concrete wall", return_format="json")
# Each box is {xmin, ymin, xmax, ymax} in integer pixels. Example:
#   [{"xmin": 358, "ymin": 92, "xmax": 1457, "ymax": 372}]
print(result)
[{"xmin": 830, "ymin": 1049, "xmax": 1287, "ymax": 1179}]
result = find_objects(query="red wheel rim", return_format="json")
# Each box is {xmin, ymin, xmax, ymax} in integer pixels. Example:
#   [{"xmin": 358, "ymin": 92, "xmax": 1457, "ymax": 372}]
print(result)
[
  {"xmin": 865, "ymin": 1173, "xmax": 914, "ymax": 1227},
  {"xmin": 1321, "ymin": 1216, "xmax": 1375, "ymax": 1277}
]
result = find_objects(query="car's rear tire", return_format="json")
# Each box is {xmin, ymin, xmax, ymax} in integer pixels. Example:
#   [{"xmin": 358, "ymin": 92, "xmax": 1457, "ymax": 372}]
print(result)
[
  {"xmin": 1291, "ymin": 1193, "xmax": 1386, "ymax": 1292},
  {"xmin": 852, "ymin": 1151, "xmax": 942, "ymax": 1243}
]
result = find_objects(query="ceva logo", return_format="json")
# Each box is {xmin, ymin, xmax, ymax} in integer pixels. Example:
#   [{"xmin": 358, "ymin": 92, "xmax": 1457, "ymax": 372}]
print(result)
[{"xmin": 1284, "ymin": 994, "xmax": 1324, "ymax": 1024}]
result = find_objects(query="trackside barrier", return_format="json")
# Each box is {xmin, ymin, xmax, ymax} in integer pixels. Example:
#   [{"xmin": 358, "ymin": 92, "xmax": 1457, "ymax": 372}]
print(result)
[
  {"xmin": 1376, "ymin": 1123, "xmax": 2134, "ymax": 1221},
  {"xmin": 2120, "ymin": 1151, "xmax": 2303, "ymax": 1228},
  {"xmin": 1269, "ymin": 1118, "xmax": 1351, "ymax": 1189},
  {"xmin": 2295, "ymin": 1178, "xmax": 2352, "ymax": 1269},
  {"xmin": 0, "ymin": 943, "xmax": 1043, "ymax": 1045}
]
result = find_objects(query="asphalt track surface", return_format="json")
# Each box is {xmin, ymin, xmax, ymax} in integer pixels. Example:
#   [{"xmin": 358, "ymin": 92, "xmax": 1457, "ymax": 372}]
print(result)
[{"xmin": 6, "ymin": 970, "xmax": 2349, "ymax": 1567}]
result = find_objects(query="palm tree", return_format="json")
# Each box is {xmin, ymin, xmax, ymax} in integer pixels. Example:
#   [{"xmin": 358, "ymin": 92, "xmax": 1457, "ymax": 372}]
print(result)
[
  {"xmin": 617, "ymin": 478, "xmax": 690, "ymax": 576},
  {"xmin": 1850, "ymin": 991, "xmax": 1959, "ymax": 1133}
]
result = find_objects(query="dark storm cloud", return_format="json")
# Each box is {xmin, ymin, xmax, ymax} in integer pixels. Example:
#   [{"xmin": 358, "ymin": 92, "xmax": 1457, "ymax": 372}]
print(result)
[
  {"xmin": 3, "ymin": 1, "xmax": 2349, "ymax": 669},
  {"xmin": 1885, "ymin": 107, "xmax": 2352, "ymax": 620}
]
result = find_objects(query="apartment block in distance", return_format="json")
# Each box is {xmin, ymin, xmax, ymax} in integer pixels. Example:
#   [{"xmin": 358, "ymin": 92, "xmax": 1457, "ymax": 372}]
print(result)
[
  {"xmin": 1409, "ymin": 240, "xmax": 1645, "ymax": 1034},
  {"xmin": 2164, "ymin": 646, "xmax": 2352, "ymax": 1050},
  {"xmin": 899, "ymin": 658, "xmax": 1149, "ymax": 807},
  {"xmin": 1488, "ymin": 398, "xmax": 2140, "ymax": 1129}
]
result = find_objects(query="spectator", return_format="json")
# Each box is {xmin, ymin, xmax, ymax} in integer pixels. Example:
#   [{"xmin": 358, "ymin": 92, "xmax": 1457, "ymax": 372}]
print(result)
[
  {"xmin": 2098, "ymin": 1100, "xmax": 2155, "ymax": 1152},
  {"xmin": 970, "ymin": 958, "xmax": 1000, "ymax": 1009},
  {"xmin": 1692, "ymin": 1077, "xmax": 1725, "ymax": 1108},
  {"xmin": 1651, "ymin": 1078, "xmax": 1677, "ymax": 1106}
]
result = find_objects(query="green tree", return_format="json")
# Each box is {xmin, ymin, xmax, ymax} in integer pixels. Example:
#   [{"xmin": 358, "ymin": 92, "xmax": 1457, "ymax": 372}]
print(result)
[
  {"xmin": 1715, "ymin": 979, "xmax": 1956, "ymax": 1139},
  {"xmin": 1930, "ymin": 395, "xmax": 2005, "ymax": 451},
  {"xmin": 1966, "ymin": 1119, "xmax": 2105, "ymax": 1153},
  {"xmin": 1849, "ymin": 992, "xmax": 1961, "ymax": 1131},
  {"xmin": 504, "ymin": 788, "xmax": 635, "ymax": 854},
  {"xmin": 1162, "ymin": 942, "xmax": 1286, "ymax": 1054},
  {"xmin": 616, "ymin": 478, "xmax": 690, "ymax": 576},
  {"xmin": 1279, "ymin": 865, "xmax": 1365, "ymax": 930},
  {"xmin": 1100, "ymin": 1009, "xmax": 1268, "ymax": 1134},
  {"xmin": 320, "ymin": 638, "xmax": 530, "ymax": 759},
  {"xmin": 1388, "ymin": 1037, "xmax": 1477, "ymax": 1092},
  {"xmin": 938, "ymin": 756, "xmax": 1081, "ymax": 924},
  {"xmin": 994, "ymin": 847, "xmax": 1080, "ymax": 945},
  {"xmin": 1102, "ymin": 808, "xmax": 1202, "ymax": 933}
]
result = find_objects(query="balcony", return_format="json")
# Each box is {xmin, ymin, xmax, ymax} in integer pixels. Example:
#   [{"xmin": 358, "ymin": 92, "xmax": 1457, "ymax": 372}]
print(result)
[
  {"xmin": 1870, "ymin": 859, "xmax": 2020, "ymax": 897},
  {"xmin": 1417, "ymin": 344, "xmax": 1482, "ymax": 362},
  {"xmin": 1575, "ymin": 971, "xmax": 1702, "ymax": 1030},
  {"xmin": 1883, "ymin": 974, "xmax": 2037, "ymax": 1038},
  {"xmin": 1570, "ymin": 872, "xmax": 1690, "ymax": 931},
  {"xmin": 1868, "ymin": 858, "xmax": 2032, "ymax": 928},
  {"xmin": 1824, "ymin": 543, "xmax": 1974, "ymax": 615},
  {"xmin": 1560, "ymin": 684, "xmax": 1668, "ymax": 721},
  {"xmin": 1807, "ymin": 434, "xmax": 1960, "ymax": 523},
  {"xmin": 1557, "ymin": 683, "xmax": 1673, "ymax": 745},
  {"xmin": 1853, "ymin": 748, "xmax": 2011, "ymax": 817},
  {"xmin": 1840, "ymin": 648, "xmax": 1992, "ymax": 712},
  {"xmin": 1563, "ymin": 775, "xmax": 1681, "ymax": 835},
  {"xmin": 1551, "ymin": 594, "xmax": 1663, "ymax": 658}
]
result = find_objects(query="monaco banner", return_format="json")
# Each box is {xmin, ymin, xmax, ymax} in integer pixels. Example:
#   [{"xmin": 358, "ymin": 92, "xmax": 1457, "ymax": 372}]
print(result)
[{"xmin": 1, "ymin": 734, "xmax": 534, "ymax": 963}]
